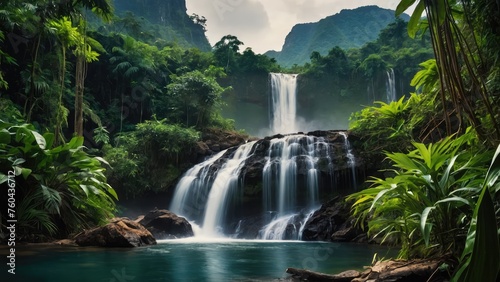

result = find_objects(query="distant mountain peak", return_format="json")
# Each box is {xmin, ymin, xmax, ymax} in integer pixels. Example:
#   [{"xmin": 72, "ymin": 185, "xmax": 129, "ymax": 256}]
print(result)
[{"xmin": 266, "ymin": 5, "xmax": 409, "ymax": 67}]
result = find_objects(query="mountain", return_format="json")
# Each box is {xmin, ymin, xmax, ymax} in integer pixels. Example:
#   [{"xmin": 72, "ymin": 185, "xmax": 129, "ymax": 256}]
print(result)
[
  {"xmin": 265, "ymin": 6, "xmax": 410, "ymax": 67},
  {"xmin": 113, "ymin": 0, "xmax": 211, "ymax": 51}
]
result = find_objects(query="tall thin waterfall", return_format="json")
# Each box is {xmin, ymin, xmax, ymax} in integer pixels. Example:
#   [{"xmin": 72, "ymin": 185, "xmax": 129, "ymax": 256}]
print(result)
[
  {"xmin": 340, "ymin": 132, "xmax": 357, "ymax": 190},
  {"xmin": 269, "ymin": 73, "xmax": 298, "ymax": 134},
  {"xmin": 386, "ymin": 68, "xmax": 397, "ymax": 103}
]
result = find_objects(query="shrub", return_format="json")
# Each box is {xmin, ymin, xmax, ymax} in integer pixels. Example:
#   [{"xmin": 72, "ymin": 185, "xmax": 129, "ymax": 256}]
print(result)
[{"xmin": 0, "ymin": 120, "xmax": 117, "ymax": 239}]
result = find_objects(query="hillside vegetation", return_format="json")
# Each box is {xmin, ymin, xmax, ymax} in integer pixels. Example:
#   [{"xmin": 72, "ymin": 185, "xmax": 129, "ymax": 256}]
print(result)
[{"xmin": 266, "ymin": 6, "xmax": 410, "ymax": 67}]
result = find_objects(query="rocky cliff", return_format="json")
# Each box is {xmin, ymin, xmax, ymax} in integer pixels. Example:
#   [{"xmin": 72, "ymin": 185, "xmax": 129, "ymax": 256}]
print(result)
[{"xmin": 113, "ymin": 0, "xmax": 211, "ymax": 51}]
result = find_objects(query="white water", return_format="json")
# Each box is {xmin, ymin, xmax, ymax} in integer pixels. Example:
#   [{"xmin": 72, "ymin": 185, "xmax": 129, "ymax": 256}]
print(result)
[
  {"xmin": 259, "ymin": 135, "xmax": 331, "ymax": 240},
  {"xmin": 262, "ymin": 135, "xmax": 329, "ymax": 215},
  {"xmin": 169, "ymin": 72, "xmax": 355, "ymax": 241},
  {"xmin": 386, "ymin": 68, "xmax": 397, "ymax": 103},
  {"xmin": 202, "ymin": 141, "xmax": 257, "ymax": 237},
  {"xmin": 270, "ymin": 73, "xmax": 298, "ymax": 134},
  {"xmin": 340, "ymin": 132, "xmax": 357, "ymax": 190},
  {"xmin": 260, "ymin": 214, "xmax": 297, "ymax": 240},
  {"xmin": 170, "ymin": 150, "xmax": 227, "ymax": 221}
]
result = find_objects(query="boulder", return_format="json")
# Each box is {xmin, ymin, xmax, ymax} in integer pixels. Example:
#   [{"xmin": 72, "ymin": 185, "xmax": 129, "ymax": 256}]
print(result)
[
  {"xmin": 301, "ymin": 197, "xmax": 363, "ymax": 242},
  {"xmin": 139, "ymin": 209, "xmax": 194, "ymax": 239},
  {"xmin": 75, "ymin": 218, "xmax": 156, "ymax": 247}
]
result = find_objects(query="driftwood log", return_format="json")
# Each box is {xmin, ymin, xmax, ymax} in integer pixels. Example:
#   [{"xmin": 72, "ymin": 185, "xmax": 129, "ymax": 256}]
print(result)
[
  {"xmin": 286, "ymin": 268, "xmax": 360, "ymax": 281},
  {"xmin": 286, "ymin": 259, "xmax": 447, "ymax": 282}
]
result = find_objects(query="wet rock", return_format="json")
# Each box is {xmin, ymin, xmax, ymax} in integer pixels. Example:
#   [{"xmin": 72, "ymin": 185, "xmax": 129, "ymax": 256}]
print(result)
[
  {"xmin": 75, "ymin": 218, "xmax": 156, "ymax": 247},
  {"xmin": 139, "ymin": 209, "xmax": 194, "ymax": 239},
  {"xmin": 301, "ymin": 197, "xmax": 363, "ymax": 242}
]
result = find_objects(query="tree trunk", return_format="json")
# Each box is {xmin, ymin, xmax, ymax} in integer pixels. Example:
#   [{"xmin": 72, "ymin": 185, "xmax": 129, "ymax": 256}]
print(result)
[{"xmin": 74, "ymin": 54, "xmax": 86, "ymax": 137}]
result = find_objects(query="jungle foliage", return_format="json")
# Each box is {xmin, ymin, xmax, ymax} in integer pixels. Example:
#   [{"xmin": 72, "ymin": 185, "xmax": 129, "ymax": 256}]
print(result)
[
  {"xmin": 0, "ymin": 108, "xmax": 117, "ymax": 239},
  {"xmin": 348, "ymin": 0, "xmax": 500, "ymax": 280}
]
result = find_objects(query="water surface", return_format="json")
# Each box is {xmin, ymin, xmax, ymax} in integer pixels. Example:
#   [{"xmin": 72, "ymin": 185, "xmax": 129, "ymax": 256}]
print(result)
[{"xmin": 8, "ymin": 239, "xmax": 395, "ymax": 282}]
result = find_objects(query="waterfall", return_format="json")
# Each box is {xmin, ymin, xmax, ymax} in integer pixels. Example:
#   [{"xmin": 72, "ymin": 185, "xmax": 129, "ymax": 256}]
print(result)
[
  {"xmin": 169, "ymin": 133, "xmax": 339, "ymax": 240},
  {"xmin": 269, "ymin": 73, "xmax": 298, "ymax": 134},
  {"xmin": 170, "ymin": 150, "xmax": 227, "ymax": 223},
  {"xmin": 259, "ymin": 134, "xmax": 331, "ymax": 240},
  {"xmin": 386, "ymin": 68, "xmax": 397, "ymax": 103},
  {"xmin": 340, "ymin": 132, "xmax": 357, "ymax": 190},
  {"xmin": 202, "ymin": 141, "xmax": 257, "ymax": 237},
  {"xmin": 170, "ymin": 142, "xmax": 256, "ymax": 237}
]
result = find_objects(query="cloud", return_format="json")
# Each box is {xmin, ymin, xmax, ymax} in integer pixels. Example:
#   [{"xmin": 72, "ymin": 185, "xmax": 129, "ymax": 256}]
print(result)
[{"xmin": 187, "ymin": 0, "xmax": 270, "ymax": 49}]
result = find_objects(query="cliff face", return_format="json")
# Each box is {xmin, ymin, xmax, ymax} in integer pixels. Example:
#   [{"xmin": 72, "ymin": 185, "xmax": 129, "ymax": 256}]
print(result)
[
  {"xmin": 113, "ymin": 0, "xmax": 211, "ymax": 51},
  {"xmin": 266, "ymin": 6, "xmax": 409, "ymax": 67}
]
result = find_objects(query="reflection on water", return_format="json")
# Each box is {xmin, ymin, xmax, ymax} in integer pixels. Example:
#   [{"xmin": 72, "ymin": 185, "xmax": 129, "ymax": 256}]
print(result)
[{"xmin": 6, "ymin": 240, "xmax": 396, "ymax": 282}]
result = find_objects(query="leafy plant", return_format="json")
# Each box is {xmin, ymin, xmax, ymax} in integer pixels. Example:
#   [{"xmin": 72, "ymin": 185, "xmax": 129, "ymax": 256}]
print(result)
[
  {"xmin": 0, "ymin": 120, "xmax": 117, "ymax": 239},
  {"xmin": 348, "ymin": 130, "xmax": 494, "ymax": 259},
  {"xmin": 104, "ymin": 119, "xmax": 200, "ymax": 198},
  {"xmin": 349, "ymin": 94, "xmax": 425, "ymax": 156},
  {"xmin": 452, "ymin": 144, "xmax": 500, "ymax": 281}
]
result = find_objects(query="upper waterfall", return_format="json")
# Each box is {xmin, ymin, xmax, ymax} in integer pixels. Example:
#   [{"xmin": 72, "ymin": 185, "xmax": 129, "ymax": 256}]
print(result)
[
  {"xmin": 386, "ymin": 68, "xmax": 396, "ymax": 103},
  {"xmin": 269, "ymin": 73, "xmax": 298, "ymax": 134}
]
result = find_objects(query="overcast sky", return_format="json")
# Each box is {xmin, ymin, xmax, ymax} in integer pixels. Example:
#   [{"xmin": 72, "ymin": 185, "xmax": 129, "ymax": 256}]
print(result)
[{"xmin": 185, "ymin": 0, "xmax": 412, "ymax": 54}]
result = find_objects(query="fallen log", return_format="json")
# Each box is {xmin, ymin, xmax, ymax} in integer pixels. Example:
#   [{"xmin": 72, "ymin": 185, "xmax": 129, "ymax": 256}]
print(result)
[{"xmin": 286, "ymin": 267, "xmax": 360, "ymax": 281}]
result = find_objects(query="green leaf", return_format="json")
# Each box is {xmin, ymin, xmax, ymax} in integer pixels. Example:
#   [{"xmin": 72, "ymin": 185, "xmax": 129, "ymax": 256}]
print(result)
[
  {"xmin": 0, "ymin": 128, "xmax": 11, "ymax": 144},
  {"xmin": 484, "ymin": 145, "xmax": 500, "ymax": 189},
  {"xmin": 396, "ymin": 0, "xmax": 417, "ymax": 16},
  {"xmin": 41, "ymin": 185, "xmax": 62, "ymax": 214},
  {"xmin": 21, "ymin": 168, "xmax": 32, "ymax": 179},
  {"xmin": 67, "ymin": 136, "xmax": 84, "ymax": 149},
  {"xmin": 79, "ymin": 184, "xmax": 90, "ymax": 197},
  {"xmin": 435, "ymin": 196, "xmax": 470, "ymax": 207},
  {"xmin": 31, "ymin": 130, "xmax": 46, "ymax": 149},
  {"xmin": 43, "ymin": 132, "xmax": 55, "ymax": 149},
  {"xmin": 439, "ymin": 155, "xmax": 458, "ymax": 190},
  {"xmin": 0, "ymin": 173, "xmax": 7, "ymax": 184},
  {"xmin": 461, "ymin": 188, "xmax": 499, "ymax": 281},
  {"xmin": 94, "ymin": 156, "xmax": 110, "ymax": 166},
  {"xmin": 421, "ymin": 206, "xmax": 435, "ymax": 246},
  {"xmin": 12, "ymin": 158, "xmax": 25, "ymax": 166},
  {"xmin": 408, "ymin": 1, "xmax": 425, "ymax": 38}
]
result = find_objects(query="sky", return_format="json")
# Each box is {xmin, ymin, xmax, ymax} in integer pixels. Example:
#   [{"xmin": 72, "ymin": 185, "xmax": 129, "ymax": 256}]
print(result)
[{"xmin": 185, "ymin": 0, "xmax": 412, "ymax": 54}]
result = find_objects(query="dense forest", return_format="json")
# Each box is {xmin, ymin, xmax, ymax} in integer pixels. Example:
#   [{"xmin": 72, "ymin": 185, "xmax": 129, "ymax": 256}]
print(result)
[{"xmin": 0, "ymin": 0, "xmax": 499, "ymax": 280}]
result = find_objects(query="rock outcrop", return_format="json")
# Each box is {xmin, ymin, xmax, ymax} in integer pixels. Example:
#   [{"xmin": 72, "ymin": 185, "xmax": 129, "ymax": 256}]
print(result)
[
  {"xmin": 138, "ymin": 209, "xmax": 194, "ymax": 239},
  {"xmin": 75, "ymin": 218, "xmax": 156, "ymax": 247},
  {"xmin": 301, "ymin": 196, "xmax": 364, "ymax": 242}
]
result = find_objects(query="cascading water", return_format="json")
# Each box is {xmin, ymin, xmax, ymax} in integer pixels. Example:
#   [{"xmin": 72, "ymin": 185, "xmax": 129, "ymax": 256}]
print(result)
[
  {"xmin": 170, "ymin": 142, "xmax": 257, "ymax": 237},
  {"xmin": 260, "ymin": 135, "xmax": 332, "ymax": 240},
  {"xmin": 169, "ymin": 134, "xmax": 335, "ymax": 240},
  {"xmin": 169, "ymin": 72, "xmax": 357, "ymax": 241},
  {"xmin": 386, "ymin": 68, "xmax": 397, "ymax": 103},
  {"xmin": 202, "ymin": 141, "xmax": 257, "ymax": 237},
  {"xmin": 269, "ymin": 73, "xmax": 298, "ymax": 134},
  {"xmin": 340, "ymin": 132, "xmax": 357, "ymax": 190},
  {"xmin": 170, "ymin": 150, "xmax": 227, "ymax": 223}
]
